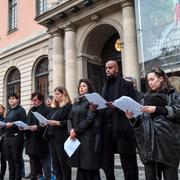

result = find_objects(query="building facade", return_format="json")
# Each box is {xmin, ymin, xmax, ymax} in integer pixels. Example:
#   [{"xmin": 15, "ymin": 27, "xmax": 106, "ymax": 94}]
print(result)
[
  {"xmin": 0, "ymin": 0, "xmax": 51, "ymax": 109},
  {"xmin": 36, "ymin": 0, "xmax": 140, "ymax": 99},
  {"xmin": 0, "ymin": 0, "xmax": 140, "ymax": 109}
]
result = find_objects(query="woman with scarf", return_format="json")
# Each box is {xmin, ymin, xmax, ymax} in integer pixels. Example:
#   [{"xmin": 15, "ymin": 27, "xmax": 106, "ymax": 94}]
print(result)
[{"xmin": 68, "ymin": 79, "xmax": 101, "ymax": 180}]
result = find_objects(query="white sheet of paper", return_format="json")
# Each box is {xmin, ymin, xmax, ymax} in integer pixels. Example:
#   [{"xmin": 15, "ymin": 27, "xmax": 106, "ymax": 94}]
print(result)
[
  {"xmin": 13, "ymin": 121, "xmax": 30, "ymax": 130},
  {"xmin": 32, "ymin": 112, "xmax": 48, "ymax": 125},
  {"xmin": 85, "ymin": 92, "xmax": 107, "ymax": 110},
  {"xmin": 0, "ymin": 121, "xmax": 6, "ymax": 127},
  {"xmin": 112, "ymin": 96, "xmax": 143, "ymax": 117},
  {"xmin": 64, "ymin": 137, "xmax": 81, "ymax": 157}
]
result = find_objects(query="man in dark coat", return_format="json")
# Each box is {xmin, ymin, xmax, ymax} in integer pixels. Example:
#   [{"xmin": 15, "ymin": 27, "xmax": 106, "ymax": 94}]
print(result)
[
  {"xmin": 98, "ymin": 60, "xmax": 138, "ymax": 180},
  {"xmin": 25, "ymin": 92, "xmax": 51, "ymax": 180}
]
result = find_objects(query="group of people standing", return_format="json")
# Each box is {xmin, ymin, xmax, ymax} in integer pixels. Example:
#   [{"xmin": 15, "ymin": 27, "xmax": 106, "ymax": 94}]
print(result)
[{"xmin": 0, "ymin": 59, "xmax": 180, "ymax": 180}]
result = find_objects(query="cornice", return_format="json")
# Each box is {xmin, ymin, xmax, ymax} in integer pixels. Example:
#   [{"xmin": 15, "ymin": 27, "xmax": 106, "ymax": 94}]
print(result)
[
  {"xmin": 0, "ymin": 32, "xmax": 49, "ymax": 59},
  {"xmin": 120, "ymin": 0, "xmax": 134, "ymax": 8},
  {"xmin": 35, "ymin": 0, "xmax": 123, "ymax": 29}
]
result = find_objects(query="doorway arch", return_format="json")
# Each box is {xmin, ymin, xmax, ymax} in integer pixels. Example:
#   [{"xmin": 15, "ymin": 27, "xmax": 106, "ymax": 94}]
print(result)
[{"xmin": 79, "ymin": 23, "xmax": 122, "ymax": 92}]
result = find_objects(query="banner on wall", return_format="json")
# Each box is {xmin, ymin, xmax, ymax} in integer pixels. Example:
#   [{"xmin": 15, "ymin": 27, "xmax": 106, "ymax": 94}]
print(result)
[{"xmin": 135, "ymin": 0, "xmax": 180, "ymax": 73}]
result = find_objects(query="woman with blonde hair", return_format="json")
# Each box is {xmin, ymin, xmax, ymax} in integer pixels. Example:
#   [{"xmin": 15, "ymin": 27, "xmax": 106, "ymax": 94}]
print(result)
[{"xmin": 47, "ymin": 86, "xmax": 72, "ymax": 180}]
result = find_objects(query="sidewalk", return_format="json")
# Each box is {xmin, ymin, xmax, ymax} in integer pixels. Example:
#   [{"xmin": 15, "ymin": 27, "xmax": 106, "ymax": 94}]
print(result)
[
  {"xmin": 4, "ymin": 153, "xmax": 180, "ymax": 180},
  {"xmin": 4, "ymin": 154, "xmax": 145, "ymax": 180}
]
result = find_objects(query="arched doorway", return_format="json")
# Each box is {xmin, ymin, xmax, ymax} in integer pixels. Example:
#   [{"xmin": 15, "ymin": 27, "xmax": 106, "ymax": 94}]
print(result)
[{"xmin": 83, "ymin": 24, "xmax": 122, "ymax": 92}]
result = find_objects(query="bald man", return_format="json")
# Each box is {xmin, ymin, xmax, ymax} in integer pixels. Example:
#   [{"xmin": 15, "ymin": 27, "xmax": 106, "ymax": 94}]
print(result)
[{"xmin": 97, "ymin": 60, "xmax": 138, "ymax": 180}]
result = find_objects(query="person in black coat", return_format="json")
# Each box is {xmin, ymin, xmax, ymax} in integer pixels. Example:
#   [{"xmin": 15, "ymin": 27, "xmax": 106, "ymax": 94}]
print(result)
[
  {"xmin": 4, "ymin": 94, "xmax": 26, "ymax": 180},
  {"xmin": 68, "ymin": 79, "xmax": 101, "ymax": 180},
  {"xmin": 96, "ymin": 60, "xmax": 138, "ymax": 180},
  {"xmin": 25, "ymin": 92, "xmax": 51, "ymax": 180},
  {"xmin": 46, "ymin": 86, "xmax": 72, "ymax": 180},
  {"xmin": 0, "ymin": 104, "xmax": 6, "ymax": 180},
  {"xmin": 126, "ymin": 68, "xmax": 180, "ymax": 180}
]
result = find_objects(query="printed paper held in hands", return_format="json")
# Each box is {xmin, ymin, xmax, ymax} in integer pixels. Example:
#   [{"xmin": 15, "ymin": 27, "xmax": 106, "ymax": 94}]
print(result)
[
  {"xmin": 112, "ymin": 96, "xmax": 143, "ymax": 117},
  {"xmin": 32, "ymin": 112, "xmax": 48, "ymax": 125},
  {"xmin": 64, "ymin": 137, "xmax": 80, "ymax": 157},
  {"xmin": 0, "ymin": 121, "xmax": 6, "ymax": 127},
  {"xmin": 13, "ymin": 121, "xmax": 30, "ymax": 130},
  {"xmin": 85, "ymin": 92, "xmax": 107, "ymax": 110}
]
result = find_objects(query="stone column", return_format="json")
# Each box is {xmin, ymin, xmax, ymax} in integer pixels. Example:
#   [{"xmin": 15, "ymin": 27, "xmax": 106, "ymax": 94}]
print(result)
[
  {"xmin": 64, "ymin": 25, "xmax": 77, "ymax": 99},
  {"xmin": 77, "ymin": 54, "xmax": 88, "ymax": 80},
  {"xmin": 122, "ymin": 0, "xmax": 140, "ymax": 88},
  {"xmin": 52, "ymin": 30, "xmax": 65, "ymax": 89}
]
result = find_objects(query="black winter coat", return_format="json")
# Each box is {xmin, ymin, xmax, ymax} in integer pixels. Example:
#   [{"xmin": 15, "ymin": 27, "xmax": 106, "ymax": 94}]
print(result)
[
  {"xmin": 97, "ymin": 75, "xmax": 137, "ymax": 154},
  {"xmin": 68, "ymin": 96, "xmax": 101, "ymax": 170},
  {"xmin": 133, "ymin": 89, "xmax": 180, "ymax": 168},
  {"xmin": 0, "ymin": 116, "xmax": 5, "ymax": 140},
  {"xmin": 25, "ymin": 103, "xmax": 50, "ymax": 155}
]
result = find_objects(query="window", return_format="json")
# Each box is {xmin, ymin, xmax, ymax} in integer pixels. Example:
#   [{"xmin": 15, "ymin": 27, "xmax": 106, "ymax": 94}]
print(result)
[
  {"xmin": 35, "ymin": 58, "xmax": 49, "ymax": 96},
  {"xmin": 8, "ymin": 0, "xmax": 17, "ymax": 31},
  {"xmin": 7, "ymin": 68, "xmax": 21, "ymax": 100},
  {"xmin": 36, "ymin": 0, "xmax": 48, "ymax": 16}
]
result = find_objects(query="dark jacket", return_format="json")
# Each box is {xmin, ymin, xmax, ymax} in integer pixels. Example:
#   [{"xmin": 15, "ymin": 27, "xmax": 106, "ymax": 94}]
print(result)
[
  {"xmin": 97, "ymin": 74, "xmax": 137, "ymax": 154},
  {"xmin": 68, "ymin": 96, "xmax": 100, "ymax": 170},
  {"xmin": 5, "ymin": 105, "xmax": 26, "ymax": 138},
  {"xmin": 47, "ymin": 103, "xmax": 72, "ymax": 142},
  {"xmin": 0, "ymin": 115, "xmax": 5, "ymax": 140},
  {"xmin": 133, "ymin": 89, "xmax": 180, "ymax": 168},
  {"xmin": 25, "ymin": 103, "xmax": 50, "ymax": 155}
]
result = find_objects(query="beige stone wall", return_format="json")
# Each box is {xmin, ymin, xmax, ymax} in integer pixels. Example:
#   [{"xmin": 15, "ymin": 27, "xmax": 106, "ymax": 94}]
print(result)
[
  {"xmin": 0, "ymin": 0, "xmax": 140, "ymax": 110},
  {"xmin": 47, "ymin": 1, "xmax": 140, "ymax": 97},
  {"xmin": 0, "ymin": 34, "xmax": 51, "ymax": 111}
]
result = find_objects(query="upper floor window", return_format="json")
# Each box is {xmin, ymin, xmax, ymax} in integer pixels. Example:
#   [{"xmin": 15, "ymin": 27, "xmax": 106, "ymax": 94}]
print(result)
[
  {"xmin": 36, "ymin": 0, "xmax": 48, "ymax": 16},
  {"xmin": 8, "ymin": 0, "xmax": 17, "ymax": 32},
  {"xmin": 7, "ymin": 68, "xmax": 21, "ymax": 102},
  {"xmin": 35, "ymin": 58, "xmax": 49, "ymax": 96}
]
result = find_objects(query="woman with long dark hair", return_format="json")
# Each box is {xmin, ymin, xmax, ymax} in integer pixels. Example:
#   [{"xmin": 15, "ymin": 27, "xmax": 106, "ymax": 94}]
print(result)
[
  {"xmin": 126, "ymin": 68, "xmax": 180, "ymax": 180},
  {"xmin": 68, "ymin": 79, "xmax": 101, "ymax": 180}
]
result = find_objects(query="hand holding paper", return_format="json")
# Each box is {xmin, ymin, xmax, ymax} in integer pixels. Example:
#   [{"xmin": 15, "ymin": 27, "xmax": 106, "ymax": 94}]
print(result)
[
  {"xmin": 64, "ymin": 137, "xmax": 80, "ymax": 157},
  {"xmin": 85, "ymin": 92, "xmax": 107, "ymax": 110},
  {"xmin": 112, "ymin": 96, "xmax": 143, "ymax": 117},
  {"xmin": 32, "ymin": 112, "xmax": 48, "ymax": 125},
  {"xmin": 13, "ymin": 121, "xmax": 30, "ymax": 130}
]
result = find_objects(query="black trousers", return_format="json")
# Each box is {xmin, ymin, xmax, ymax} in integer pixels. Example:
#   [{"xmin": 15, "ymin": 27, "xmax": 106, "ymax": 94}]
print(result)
[
  {"xmin": 29, "ymin": 154, "xmax": 51, "ymax": 180},
  {"xmin": 144, "ymin": 162, "xmax": 178, "ymax": 180},
  {"xmin": 102, "ymin": 125, "xmax": 138, "ymax": 180},
  {"xmin": 0, "ymin": 139, "xmax": 6, "ymax": 180},
  {"xmin": 49, "ymin": 138, "xmax": 71, "ymax": 180},
  {"xmin": 4, "ymin": 135, "xmax": 24, "ymax": 180},
  {"xmin": 76, "ymin": 168, "xmax": 101, "ymax": 180}
]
